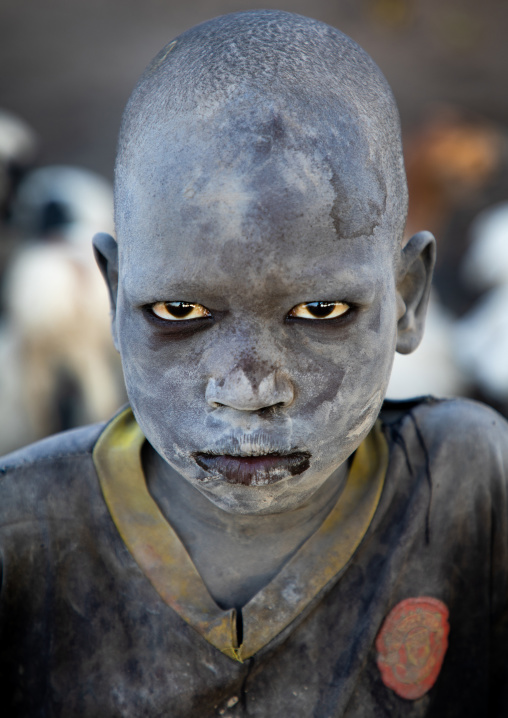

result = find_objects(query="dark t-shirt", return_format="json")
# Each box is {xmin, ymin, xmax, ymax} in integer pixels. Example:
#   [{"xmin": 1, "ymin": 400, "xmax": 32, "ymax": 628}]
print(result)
[{"xmin": 0, "ymin": 397, "xmax": 507, "ymax": 717}]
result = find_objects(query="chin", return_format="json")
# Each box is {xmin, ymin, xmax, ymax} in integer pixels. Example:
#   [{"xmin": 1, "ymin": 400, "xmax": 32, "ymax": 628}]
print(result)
[{"xmin": 186, "ymin": 465, "xmax": 332, "ymax": 516}]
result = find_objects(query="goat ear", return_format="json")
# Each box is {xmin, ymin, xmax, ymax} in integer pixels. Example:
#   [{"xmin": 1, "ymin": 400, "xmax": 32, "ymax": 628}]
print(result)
[
  {"xmin": 396, "ymin": 231, "xmax": 436, "ymax": 355},
  {"xmin": 93, "ymin": 232, "xmax": 119, "ymax": 350}
]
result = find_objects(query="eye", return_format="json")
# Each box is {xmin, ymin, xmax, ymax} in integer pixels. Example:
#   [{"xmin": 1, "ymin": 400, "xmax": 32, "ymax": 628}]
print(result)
[
  {"xmin": 151, "ymin": 301, "xmax": 212, "ymax": 321},
  {"xmin": 288, "ymin": 301, "xmax": 350, "ymax": 320}
]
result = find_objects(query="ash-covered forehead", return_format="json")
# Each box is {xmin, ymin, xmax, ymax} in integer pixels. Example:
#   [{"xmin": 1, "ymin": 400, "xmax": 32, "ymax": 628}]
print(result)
[{"xmin": 115, "ymin": 10, "xmax": 407, "ymax": 245}]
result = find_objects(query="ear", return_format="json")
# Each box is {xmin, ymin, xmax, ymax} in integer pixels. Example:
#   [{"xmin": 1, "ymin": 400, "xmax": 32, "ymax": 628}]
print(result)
[
  {"xmin": 396, "ymin": 230, "xmax": 436, "ymax": 355},
  {"xmin": 93, "ymin": 232, "xmax": 120, "ymax": 350}
]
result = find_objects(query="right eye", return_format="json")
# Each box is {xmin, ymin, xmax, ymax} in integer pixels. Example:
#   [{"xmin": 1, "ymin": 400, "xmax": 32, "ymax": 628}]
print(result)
[{"xmin": 150, "ymin": 301, "xmax": 212, "ymax": 321}]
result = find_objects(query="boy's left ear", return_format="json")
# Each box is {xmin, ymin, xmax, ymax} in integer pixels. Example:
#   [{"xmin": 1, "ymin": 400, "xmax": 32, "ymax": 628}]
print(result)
[{"xmin": 396, "ymin": 230, "xmax": 436, "ymax": 355}]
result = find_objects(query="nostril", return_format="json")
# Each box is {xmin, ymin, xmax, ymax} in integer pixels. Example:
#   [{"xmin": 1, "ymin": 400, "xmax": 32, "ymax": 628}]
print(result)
[
  {"xmin": 257, "ymin": 406, "xmax": 272, "ymax": 416},
  {"xmin": 257, "ymin": 402, "xmax": 286, "ymax": 416}
]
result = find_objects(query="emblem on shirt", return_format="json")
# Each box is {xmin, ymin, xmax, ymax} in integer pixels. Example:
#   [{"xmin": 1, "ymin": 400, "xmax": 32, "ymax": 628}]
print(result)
[{"xmin": 376, "ymin": 597, "xmax": 449, "ymax": 700}]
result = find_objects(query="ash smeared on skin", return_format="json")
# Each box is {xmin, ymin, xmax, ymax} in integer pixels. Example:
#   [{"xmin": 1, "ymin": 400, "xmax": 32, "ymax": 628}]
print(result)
[
  {"xmin": 328, "ymin": 162, "xmax": 387, "ymax": 240},
  {"xmin": 198, "ymin": 431, "xmax": 296, "ymax": 457},
  {"xmin": 346, "ymin": 389, "xmax": 385, "ymax": 440},
  {"xmin": 304, "ymin": 368, "xmax": 346, "ymax": 413}
]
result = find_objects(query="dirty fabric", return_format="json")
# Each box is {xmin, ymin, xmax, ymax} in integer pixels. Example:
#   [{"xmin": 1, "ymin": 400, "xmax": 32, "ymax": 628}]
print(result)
[
  {"xmin": 0, "ymin": 397, "xmax": 507, "ymax": 717},
  {"xmin": 93, "ymin": 407, "xmax": 388, "ymax": 663}
]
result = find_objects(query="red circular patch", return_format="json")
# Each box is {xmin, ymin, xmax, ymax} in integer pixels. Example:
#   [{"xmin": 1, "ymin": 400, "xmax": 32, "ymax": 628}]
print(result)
[{"xmin": 376, "ymin": 597, "xmax": 449, "ymax": 700}]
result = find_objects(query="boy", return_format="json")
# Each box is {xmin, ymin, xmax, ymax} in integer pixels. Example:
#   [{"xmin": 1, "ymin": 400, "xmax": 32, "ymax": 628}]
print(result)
[{"xmin": 1, "ymin": 10, "xmax": 507, "ymax": 717}]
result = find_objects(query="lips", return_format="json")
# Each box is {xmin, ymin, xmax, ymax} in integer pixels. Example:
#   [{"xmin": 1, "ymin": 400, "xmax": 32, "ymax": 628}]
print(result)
[{"xmin": 194, "ymin": 452, "xmax": 311, "ymax": 486}]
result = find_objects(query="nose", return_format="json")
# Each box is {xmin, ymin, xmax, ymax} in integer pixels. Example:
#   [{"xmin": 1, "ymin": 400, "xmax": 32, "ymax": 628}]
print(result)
[{"xmin": 205, "ymin": 366, "xmax": 294, "ymax": 412}]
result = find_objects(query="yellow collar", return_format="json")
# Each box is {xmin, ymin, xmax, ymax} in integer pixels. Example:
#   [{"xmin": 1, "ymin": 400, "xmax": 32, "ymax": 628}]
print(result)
[{"xmin": 93, "ymin": 408, "xmax": 388, "ymax": 662}]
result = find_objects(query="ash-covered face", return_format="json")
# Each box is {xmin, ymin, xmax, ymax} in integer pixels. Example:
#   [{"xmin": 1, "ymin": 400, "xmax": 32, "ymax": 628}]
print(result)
[{"xmin": 104, "ymin": 124, "xmax": 410, "ymax": 516}]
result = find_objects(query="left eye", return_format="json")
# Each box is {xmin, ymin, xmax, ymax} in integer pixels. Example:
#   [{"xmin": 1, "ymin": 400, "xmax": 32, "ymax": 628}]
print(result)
[
  {"xmin": 288, "ymin": 301, "xmax": 350, "ymax": 320},
  {"xmin": 151, "ymin": 301, "xmax": 212, "ymax": 321}
]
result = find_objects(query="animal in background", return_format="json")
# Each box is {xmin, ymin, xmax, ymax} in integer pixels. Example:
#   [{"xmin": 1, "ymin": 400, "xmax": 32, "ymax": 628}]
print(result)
[{"xmin": 0, "ymin": 166, "xmax": 125, "ymax": 453}]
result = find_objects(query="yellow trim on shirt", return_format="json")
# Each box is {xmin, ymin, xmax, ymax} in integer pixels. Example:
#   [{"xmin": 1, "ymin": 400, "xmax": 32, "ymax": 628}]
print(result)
[{"xmin": 93, "ymin": 407, "xmax": 388, "ymax": 662}]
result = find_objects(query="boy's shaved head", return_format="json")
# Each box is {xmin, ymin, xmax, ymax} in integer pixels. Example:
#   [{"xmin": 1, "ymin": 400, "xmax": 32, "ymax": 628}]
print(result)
[{"xmin": 115, "ymin": 10, "xmax": 407, "ymax": 246}]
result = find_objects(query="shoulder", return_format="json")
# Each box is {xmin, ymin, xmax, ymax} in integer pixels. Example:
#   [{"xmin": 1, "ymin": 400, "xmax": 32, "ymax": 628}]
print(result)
[
  {"xmin": 0, "ymin": 422, "xmax": 105, "ymax": 475},
  {"xmin": 382, "ymin": 395, "xmax": 508, "ymax": 445},
  {"xmin": 0, "ymin": 423, "xmax": 107, "ymax": 527},
  {"xmin": 381, "ymin": 396, "xmax": 508, "ymax": 493}
]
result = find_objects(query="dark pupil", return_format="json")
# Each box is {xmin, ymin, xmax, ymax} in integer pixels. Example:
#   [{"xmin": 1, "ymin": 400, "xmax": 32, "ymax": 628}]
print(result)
[
  {"xmin": 307, "ymin": 301, "xmax": 335, "ymax": 318},
  {"xmin": 166, "ymin": 301, "xmax": 193, "ymax": 318}
]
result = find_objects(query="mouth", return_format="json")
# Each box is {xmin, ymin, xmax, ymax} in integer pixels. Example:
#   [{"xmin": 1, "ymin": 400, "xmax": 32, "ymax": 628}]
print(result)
[{"xmin": 193, "ymin": 452, "xmax": 311, "ymax": 486}]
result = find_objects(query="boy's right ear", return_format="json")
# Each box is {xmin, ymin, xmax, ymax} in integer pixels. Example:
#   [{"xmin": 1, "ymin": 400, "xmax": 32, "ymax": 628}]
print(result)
[{"xmin": 93, "ymin": 232, "xmax": 119, "ymax": 348}]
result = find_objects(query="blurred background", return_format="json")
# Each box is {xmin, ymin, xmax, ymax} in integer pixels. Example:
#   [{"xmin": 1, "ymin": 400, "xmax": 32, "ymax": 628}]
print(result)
[{"xmin": 1, "ymin": 0, "xmax": 508, "ymax": 453}]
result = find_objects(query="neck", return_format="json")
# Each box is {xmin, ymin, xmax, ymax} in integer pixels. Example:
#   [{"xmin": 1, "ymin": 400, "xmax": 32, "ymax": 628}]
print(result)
[{"xmin": 143, "ymin": 444, "xmax": 349, "ymax": 609}]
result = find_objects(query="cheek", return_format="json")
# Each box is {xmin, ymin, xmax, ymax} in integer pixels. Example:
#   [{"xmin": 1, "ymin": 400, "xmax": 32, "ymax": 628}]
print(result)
[
  {"xmin": 338, "ymin": 304, "xmax": 397, "ymax": 399},
  {"xmin": 117, "ymin": 313, "xmax": 202, "ymax": 415},
  {"xmin": 296, "ymin": 302, "xmax": 395, "ymax": 382},
  {"xmin": 291, "ymin": 304, "xmax": 396, "ymax": 434}
]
